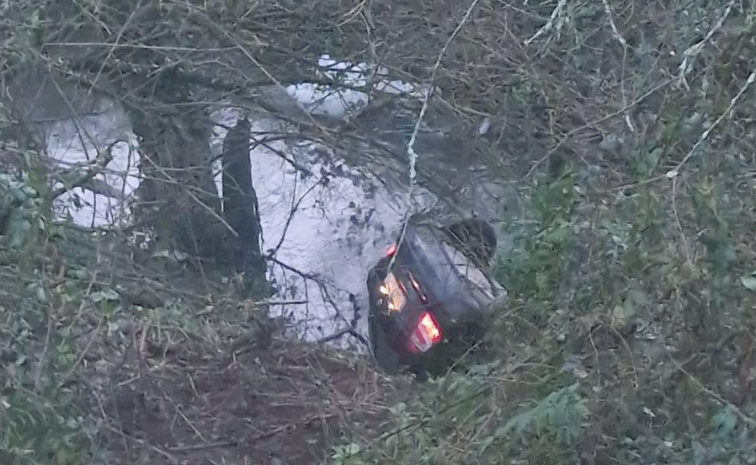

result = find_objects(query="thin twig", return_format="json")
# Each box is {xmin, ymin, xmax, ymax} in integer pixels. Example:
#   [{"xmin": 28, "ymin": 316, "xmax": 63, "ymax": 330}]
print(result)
[
  {"xmin": 668, "ymin": 351, "xmax": 756, "ymax": 428},
  {"xmin": 104, "ymin": 424, "xmax": 180, "ymax": 464},
  {"xmin": 33, "ymin": 310, "xmax": 54, "ymax": 394},
  {"xmin": 56, "ymin": 317, "xmax": 103, "ymax": 390},
  {"xmin": 138, "ymin": 150, "xmax": 239, "ymax": 238},
  {"xmin": 85, "ymin": 0, "xmax": 142, "ymax": 102},
  {"xmin": 389, "ymin": 0, "xmax": 481, "ymax": 272},
  {"xmin": 601, "ymin": 0, "xmax": 634, "ymax": 132},
  {"xmin": 51, "ymin": 142, "xmax": 117, "ymax": 199},
  {"xmin": 522, "ymin": 78, "xmax": 676, "ymax": 180},
  {"xmin": 167, "ymin": 397, "xmax": 211, "ymax": 444},
  {"xmin": 671, "ymin": 176, "xmax": 692, "ymax": 264},
  {"xmin": 318, "ymin": 326, "xmax": 367, "ymax": 346},
  {"xmin": 677, "ymin": 0, "xmax": 738, "ymax": 89},
  {"xmin": 43, "ymin": 42, "xmax": 238, "ymax": 53},
  {"xmin": 666, "ymin": 70, "xmax": 756, "ymax": 179},
  {"xmin": 524, "ymin": 0, "xmax": 567, "ymax": 46},
  {"xmin": 167, "ymin": 414, "xmax": 336, "ymax": 452},
  {"xmin": 182, "ymin": 4, "xmax": 330, "ymax": 134},
  {"xmin": 271, "ymin": 175, "xmax": 322, "ymax": 257},
  {"xmin": 406, "ymin": 0, "xmax": 480, "ymax": 188}
]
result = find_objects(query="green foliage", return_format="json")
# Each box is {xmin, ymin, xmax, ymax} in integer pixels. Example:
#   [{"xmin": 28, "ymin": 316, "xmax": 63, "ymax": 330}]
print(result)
[
  {"xmin": 0, "ymin": 278, "xmax": 92, "ymax": 463},
  {"xmin": 495, "ymin": 167, "xmax": 578, "ymax": 298},
  {"xmin": 495, "ymin": 384, "xmax": 587, "ymax": 448},
  {"xmin": 0, "ymin": 170, "xmax": 92, "ymax": 464},
  {"xmin": 331, "ymin": 443, "xmax": 364, "ymax": 465},
  {"xmin": 693, "ymin": 406, "xmax": 755, "ymax": 465},
  {"xmin": 340, "ymin": 99, "xmax": 756, "ymax": 462},
  {"xmin": 0, "ymin": 389, "xmax": 89, "ymax": 465},
  {"xmin": 0, "ymin": 173, "xmax": 40, "ymax": 249},
  {"xmin": 329, "ymin": 361, "xmax": 587, "ymax": 465},
  {"xmin": 4, "ymin": 0, "xmax": 756, "ymax": 464}
]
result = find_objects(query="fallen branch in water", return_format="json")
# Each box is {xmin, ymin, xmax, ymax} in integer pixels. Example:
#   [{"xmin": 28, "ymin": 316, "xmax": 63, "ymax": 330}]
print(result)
[
  {"xmin": 318, "ymin": 325, "xmax": 367, "ymax": 346},
  {"xmin": 51, "ymin": 142, "xmax": 118, "ymax": 199},
  {"xmin": 252, "ymin": 299, "xmax": 308, "ymax": 307},
  {"xmin": 265, "ymin": 255, "xmax": 354, "ymax": 329}
]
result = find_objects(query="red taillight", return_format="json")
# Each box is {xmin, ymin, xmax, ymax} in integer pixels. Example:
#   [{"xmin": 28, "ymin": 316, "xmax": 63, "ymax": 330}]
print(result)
[
  {"xmin": 385, "ymin": 243, "xmax": 397, "ymax": 257},
  {"xmin": 410, "ymin": 311, "xmax": 442, "ymax": 353}
]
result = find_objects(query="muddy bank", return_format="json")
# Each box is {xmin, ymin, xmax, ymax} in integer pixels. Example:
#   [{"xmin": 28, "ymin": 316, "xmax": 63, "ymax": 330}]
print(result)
[{"xmin": 96, "ymin": 336, "xmax": 398, "ymax": 465}]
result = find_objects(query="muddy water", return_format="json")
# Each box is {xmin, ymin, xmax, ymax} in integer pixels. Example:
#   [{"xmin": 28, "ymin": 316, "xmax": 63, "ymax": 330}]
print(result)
[{"xmin": 39, "ymin": 82, "xmax": 516, "ymax": 351}]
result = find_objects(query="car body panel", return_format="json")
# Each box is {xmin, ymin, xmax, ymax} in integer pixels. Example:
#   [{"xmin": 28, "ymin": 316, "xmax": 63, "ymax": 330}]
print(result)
[{"xmin": 367, "ymin": 215, "xmax": 506, "ymax": 374}]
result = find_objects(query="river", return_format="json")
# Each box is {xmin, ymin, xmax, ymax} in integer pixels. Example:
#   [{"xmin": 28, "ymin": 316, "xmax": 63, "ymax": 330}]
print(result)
[{"xmin": 37, "ymin": 55, "xmax": 517, "ymax": 349}]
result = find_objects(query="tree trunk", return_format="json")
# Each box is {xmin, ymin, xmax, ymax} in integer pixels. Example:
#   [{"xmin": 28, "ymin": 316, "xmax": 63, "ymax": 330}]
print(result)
[
  {"xmin": 127, "ymin": 70, "xmax": 224, "ymax": 265},
  {"xmin": 221, "ymin": 117, "xmax": 267, "ymax": 295}
]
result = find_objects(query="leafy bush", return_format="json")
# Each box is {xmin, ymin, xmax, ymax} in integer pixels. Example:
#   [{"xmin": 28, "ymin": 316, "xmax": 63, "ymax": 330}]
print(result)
[
  {"xmin": 495, "ymin": 384, "xmax": 587, "ymax": 453},
  {"xmin": 0, "ymin": 173, "xmax": 39, "ymax": 249},
  {"xmin": 336, "ymin": 147, "xmax": 756, "ymax": 463},
  {"xmin": 0, "ymin": 172, "xmax": 93, "ymax": 464}
]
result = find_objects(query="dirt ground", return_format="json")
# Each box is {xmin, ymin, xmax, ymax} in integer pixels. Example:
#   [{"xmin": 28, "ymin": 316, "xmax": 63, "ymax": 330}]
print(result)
[{"xmin": 97, "ymin": 336, "xmax": 399, "ymax": 465}]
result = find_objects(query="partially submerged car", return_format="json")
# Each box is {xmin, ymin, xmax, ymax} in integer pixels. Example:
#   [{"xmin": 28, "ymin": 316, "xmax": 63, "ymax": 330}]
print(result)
[{"xmin": 367, "ymin": 214, "xmax": 506, "ymax": 377}]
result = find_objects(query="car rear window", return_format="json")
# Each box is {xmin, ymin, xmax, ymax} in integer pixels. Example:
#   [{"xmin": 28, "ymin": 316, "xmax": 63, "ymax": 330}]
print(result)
[
  {"xmin": 410, "ymin": 223, "xmax": 497, "ymax": 301},
  {"xmin": 439, "ymin": 240, "xmax": 496, "ymax": 300}
]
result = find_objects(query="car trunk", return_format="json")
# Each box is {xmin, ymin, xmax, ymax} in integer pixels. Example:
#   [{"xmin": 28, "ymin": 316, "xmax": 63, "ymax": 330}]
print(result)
[{"xmin": 399, "ymin": 223, "xmax": 502, "ymax": 329}]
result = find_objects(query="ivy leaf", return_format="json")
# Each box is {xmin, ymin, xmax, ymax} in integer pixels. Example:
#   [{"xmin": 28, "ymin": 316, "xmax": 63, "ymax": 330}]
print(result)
[
  {"xmin": 478, "ymin": 435, "xmax": 495, "ymax": 454},
  {"xmin": 740, "ymin": 275, "xmax": 756, "ymax": 291},
  {"xmin": 90, "ymin": 288, "xmax": 120, "ymax": 303}
]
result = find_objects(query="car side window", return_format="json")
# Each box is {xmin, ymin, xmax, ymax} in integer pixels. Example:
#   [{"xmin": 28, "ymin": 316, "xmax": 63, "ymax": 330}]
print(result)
[{"xmin": 440, "ymin": 241, "xmax": 496, "ymax": 300}]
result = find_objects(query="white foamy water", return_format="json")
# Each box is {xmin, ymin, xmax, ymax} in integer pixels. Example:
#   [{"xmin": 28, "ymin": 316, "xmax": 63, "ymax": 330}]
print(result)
[
  {"xmin": 209, "ymin": 108, "xmax": 434, "ymax": 343},
  {"xmin": 284, "ymin": 54, "xmax": 429, "ymax": 118},
  {"xmin": 43, "ymin": 103, "xmax": 139, "ymax": 228}
]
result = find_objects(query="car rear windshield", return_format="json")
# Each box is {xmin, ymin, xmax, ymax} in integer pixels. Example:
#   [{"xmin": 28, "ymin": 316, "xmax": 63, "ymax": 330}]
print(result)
[
  {"xmin": 410, "ymin": 224, "xmax": 497, "ymax": 301},
  {"xmin": 439, "ymin": 240, "xmax": 496, "ymax": 300}
]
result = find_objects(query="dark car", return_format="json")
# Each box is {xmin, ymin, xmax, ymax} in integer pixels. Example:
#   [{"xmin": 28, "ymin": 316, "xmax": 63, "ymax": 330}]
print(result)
[{"xmin": 367, "ymin": 214, "xmax": 507, "ymax": 377}]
